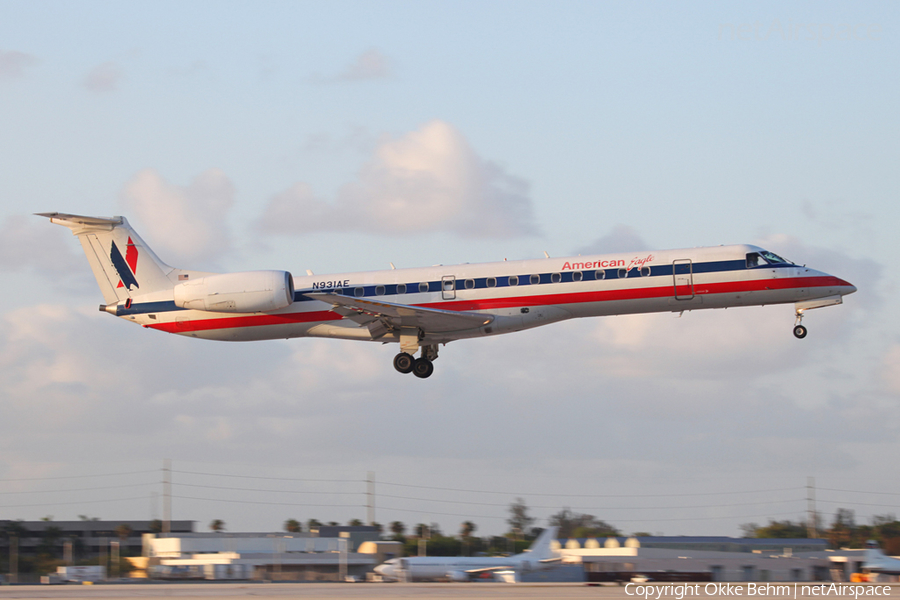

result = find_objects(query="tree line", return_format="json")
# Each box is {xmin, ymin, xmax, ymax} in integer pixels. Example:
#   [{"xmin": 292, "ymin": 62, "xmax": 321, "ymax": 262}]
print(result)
[{"xmin": 741, "ymin": 509, "xmax": 900, "ymax": 553}]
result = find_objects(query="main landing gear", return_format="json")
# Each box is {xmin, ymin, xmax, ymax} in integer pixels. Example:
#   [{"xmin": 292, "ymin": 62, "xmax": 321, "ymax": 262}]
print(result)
[{"xmin": 393, "ymin": 345, "xmax": 438, "ymax": 379}]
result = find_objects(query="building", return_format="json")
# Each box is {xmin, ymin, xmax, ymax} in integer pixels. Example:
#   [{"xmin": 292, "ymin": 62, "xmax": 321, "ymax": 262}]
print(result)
[
  {"xmin": 142, "ymin": 526, "xmax": 390, "ymax": 581},
  {"xmin": 556, "ymin": 536, "xmax": 873, "ymax": 583},
  {"xmin": 0, "ymin": 519, "xmax": 194, "ymax": 562}
]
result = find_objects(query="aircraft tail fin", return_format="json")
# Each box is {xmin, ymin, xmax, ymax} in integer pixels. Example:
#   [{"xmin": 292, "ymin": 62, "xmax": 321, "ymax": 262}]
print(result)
[
  {"xmin": 518, "ymin": 526, "xmax": 559, "ymax": 562},
  {"xmin": 865, "ymin": 540, "xmax": 886, "ymax": 567},
  {"xmin": 38, "ymin": 212, "xmax": 176, "ymax": 304}
]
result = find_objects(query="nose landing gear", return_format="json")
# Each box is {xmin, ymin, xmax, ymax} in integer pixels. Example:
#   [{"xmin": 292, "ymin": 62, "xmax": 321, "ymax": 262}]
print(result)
[{"xmin": 793, "ymin": 309, "xmax": 808, "ymax": 339}]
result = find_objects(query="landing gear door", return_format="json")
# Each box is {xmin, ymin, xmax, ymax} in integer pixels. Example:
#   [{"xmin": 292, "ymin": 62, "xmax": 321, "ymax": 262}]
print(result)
[
  {"xmin": 673, "ymin": 259, "xmax": 694, "ymax": 300},
  {"xmin": 441, "ymin": 275, "xmax": 456, "ymax": 300}
]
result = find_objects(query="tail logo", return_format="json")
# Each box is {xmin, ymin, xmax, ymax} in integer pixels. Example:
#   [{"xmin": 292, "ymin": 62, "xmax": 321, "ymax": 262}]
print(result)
[{"xmin": 111, "ymin": 237, "xmax": 140, "ymax": 291}]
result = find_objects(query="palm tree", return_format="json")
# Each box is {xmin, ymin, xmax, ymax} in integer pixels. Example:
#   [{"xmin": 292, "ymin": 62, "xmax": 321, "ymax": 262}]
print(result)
[
  {"xmin": 460, "ymin": 521, "xmax": 476, "ymax": 538},
  {"xmin": 209, "ymin": 519, "xmax": 225, "ymax": 533},
  {"xmin": 415, "ymin": 523, "xmax": 430, "ymax": 538},
  {"xmin": 389, "ymin": 521, "xmax": 405, "ymax": 540},
  {"xmin": 284, "ymin": 519, "xmax": 301, "ymax": 533}
]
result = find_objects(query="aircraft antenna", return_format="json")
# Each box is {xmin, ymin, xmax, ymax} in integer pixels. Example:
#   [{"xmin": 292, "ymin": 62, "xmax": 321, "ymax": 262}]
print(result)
[{"xmin": 544, "ymin": 251, "xmax": 550, "ymax": 258}]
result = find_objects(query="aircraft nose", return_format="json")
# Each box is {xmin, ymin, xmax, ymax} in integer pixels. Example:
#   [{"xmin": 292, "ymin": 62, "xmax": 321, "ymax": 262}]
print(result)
[{"xmin": 838, "ymin": 278, "xmax": 857, "ymax": 295}]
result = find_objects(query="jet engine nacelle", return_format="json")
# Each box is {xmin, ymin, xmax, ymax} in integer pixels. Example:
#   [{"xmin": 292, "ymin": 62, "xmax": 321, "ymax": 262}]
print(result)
[
  {"xmin": 447, "ymin": 570, "xmax": 469, "ymax": 582},
  {"xmin": 174, "ymin": 270, "xmax": 294, "ymax": 313}
]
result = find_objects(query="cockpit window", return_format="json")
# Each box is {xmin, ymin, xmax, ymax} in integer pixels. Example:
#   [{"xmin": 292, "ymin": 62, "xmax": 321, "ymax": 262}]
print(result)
[
  {"xmin": 747, "ymin": 250, "xmax": 792, "ymax": 268},
  {"xmin": 760, "ymin": 250, "xmax": 790, "ymax": 264}
]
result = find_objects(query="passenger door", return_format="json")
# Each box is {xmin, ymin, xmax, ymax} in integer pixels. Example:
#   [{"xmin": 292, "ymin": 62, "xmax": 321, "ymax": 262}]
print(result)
[{"xmin": 673, "ymin": 259, "xmax": 694, "ymax": 300}]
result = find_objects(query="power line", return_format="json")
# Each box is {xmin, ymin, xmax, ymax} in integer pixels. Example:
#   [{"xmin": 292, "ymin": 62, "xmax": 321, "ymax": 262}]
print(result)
[
  {"xmin": 377, "ymin": 493, "xmax": 805, "ymax": 511},
  {"xmin": 0, "ymin": 470, "xmax": 157, "ymax": 483},
  {"xmin": 819, "ymin": 488, "xmax": 900, "ymax": 497},
  {"xmin": 173, "ymin": 470, "xmax": 362, "ymax": 484},
  {"xmin": 175, "ymin": 482, "xmax": 358, "ymax": 495},
  {"xmin": 173, "ymin": 495, "xmax": 363, "ymax": 509},
  {"xmin": 0, "ymin": 496, "xmax": 150, "ymax": 509},
  {"xmin": 376, "ymin": 481, "xmax": 805, "ymax": 498},
  {"xmin": 0, "ymin": 483, "xmax": 156, "ymax": 495},
  {"xmin": 814, "ymin": 499, "xmax": 900, "ymax": 509}
]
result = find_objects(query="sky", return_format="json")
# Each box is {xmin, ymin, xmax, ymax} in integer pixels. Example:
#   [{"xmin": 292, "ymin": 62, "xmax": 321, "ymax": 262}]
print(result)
[{"xmin": 0, "ymin": 1, "xmax": 898, "ymax": 538}]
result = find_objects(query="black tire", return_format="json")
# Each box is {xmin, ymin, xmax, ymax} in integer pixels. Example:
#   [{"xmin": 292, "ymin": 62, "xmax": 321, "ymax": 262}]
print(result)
[
  {"xmin": 393, "ymin": 352, "xmax": 415, "ymax": 374},
  {"xmin": 412, "ymin": 357, "xmax": 434, "ymax": 379},
  {"xmin": 793, "ymin": 325, "xmax": 808, "ymax": 339}
]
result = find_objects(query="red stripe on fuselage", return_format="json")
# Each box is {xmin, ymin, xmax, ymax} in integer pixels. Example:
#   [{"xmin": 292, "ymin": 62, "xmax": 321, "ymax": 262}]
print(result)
[
  {"xmin": 146, "ymin": 275, "xmax": 850, "ymax": 334},
  {"xmin": 146, "ymin": 310, "xmax": 337, "ymax": 333}
]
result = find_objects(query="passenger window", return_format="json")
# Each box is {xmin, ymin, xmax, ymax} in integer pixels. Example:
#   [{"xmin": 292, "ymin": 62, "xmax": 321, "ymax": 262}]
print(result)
[
  {"xmin": 509, "ymin": 275, "xmax": 518, "ymax": 286},
  {"xmin": 640, "ymin": 267, "xmax": 650, "ymax": 277},
  {"xmin": 397, "ymin": 283, "xmax": 407, "ymax": 294},
  {"xmin": 486, "ymin": 277, "xmax": 497, "ymax": 288},
  {"xmin": 530, "ymin": 274, "xmax": 540, "ymax": 285},
  {"xmin": 465, "ymin": 279, "xmax": 475, "ymax": 290},
  {"xmin": 573, "ymin": 271, "xmax": 583, "ymax": 282},
  {"xmin": 419, "ymin": 282, "xmax": 429, "ymax": 293},
  {"xmin": 551, "ymin": 273, "xmax": 561, "ymax": 283},
  {"xmin": 354, "ymin": 287, "xmax": 364, "ymax": 297},
  {"xmin": 595, "ymin": 270, "xmax": 605, "ymax": 280},
  {"xmin": 617, "ymin": 268, "xmax": 628, "ymax": 278},
  {"xmin": 375, "ymin": 285, "xmax": 385, "ymax": 295},
  {"xmin": 443, "ymin": 279, "xmax": 455, "ymax": 292}
]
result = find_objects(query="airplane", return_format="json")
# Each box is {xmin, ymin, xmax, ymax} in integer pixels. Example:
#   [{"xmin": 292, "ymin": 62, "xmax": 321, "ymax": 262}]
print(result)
[
  {"xmin": 39, "ymin": 212, "xmax": 857, "ymax": 378},
  {"xmin": 863, "ymin": 540, "xmax": 900, "ymax": 577},
  {"xmin": 373, "ymin": 526, "xmax": 560, "ymax": 582}
]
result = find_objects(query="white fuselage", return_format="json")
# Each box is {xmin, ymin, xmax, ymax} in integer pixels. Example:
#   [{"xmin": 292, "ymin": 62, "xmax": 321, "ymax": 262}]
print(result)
[
  {"xmin": 115, "ymin": 244, "xmax": 855, "ymax": 344},
  {"xmin": 375, "ymin": 555, "xmax": 534, "ymax": 582}
]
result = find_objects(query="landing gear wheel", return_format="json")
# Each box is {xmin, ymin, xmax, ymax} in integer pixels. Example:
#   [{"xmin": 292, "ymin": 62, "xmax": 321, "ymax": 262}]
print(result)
[
  {"xmin": 393, "ymin": 352, "xmax": 415, "ymax": 374},
  {"xmin": 793, "ymin": 325, "xmax": 808, "ymax": 339},
  {"xmin": 412, "ymin": 357, "xmax": 434, "ymax": 379}
]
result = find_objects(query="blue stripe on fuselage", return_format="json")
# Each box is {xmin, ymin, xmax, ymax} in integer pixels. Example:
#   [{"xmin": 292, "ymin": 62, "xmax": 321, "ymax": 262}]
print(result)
[{"xmin": 117, "ymin": 259, "xmax": 796, "ymax": 315}]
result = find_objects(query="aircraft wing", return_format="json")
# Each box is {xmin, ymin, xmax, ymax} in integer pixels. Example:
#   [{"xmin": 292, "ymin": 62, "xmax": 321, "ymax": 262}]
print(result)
[
  {"xmin": 462, "ymin": 565, "xmax": 515, "ymax": 574},
  {"xmin": 306, "ymin": 292, "xmax": 494, "ymax": 334}
]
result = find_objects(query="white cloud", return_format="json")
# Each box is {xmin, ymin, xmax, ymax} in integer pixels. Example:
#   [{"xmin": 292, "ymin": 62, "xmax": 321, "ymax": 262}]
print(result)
[
  {"xmin": 337, "ymin": 49, "xmax": 391, "ymax": 81},
  {"xmin": 575, "ymin": 225, "xmax": 650, "ymax": 254},
  {"xmin": 120, "ymin": 168, "xmax": 235, "ymax": 266},
  {"xmin": 310, "ymin": 49, "xmax": 392, "ymax": 83},
  {"xmin": 880, "ymin": 345, "xmax": 900, "ymax": 397},
  {"xmin": 82, "ymin": 61, "xmax": 124, "ymax": 92},
  {"xmin": 257, "ymin": 120, "xmax": 539, "ymax": 238},
  {"xmin": 0, "ymin": 215, "xmax": 84, "ymax": 277},
  {"xmin": 0, "ymin": 49, "xmax": 38, "ymax": 80}
]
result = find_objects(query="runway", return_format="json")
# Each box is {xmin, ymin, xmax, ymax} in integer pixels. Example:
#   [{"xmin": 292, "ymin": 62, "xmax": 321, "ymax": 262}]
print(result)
[{"xmin": 0, "ymin": 583, "xmax": 895, "ymax": 600}]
